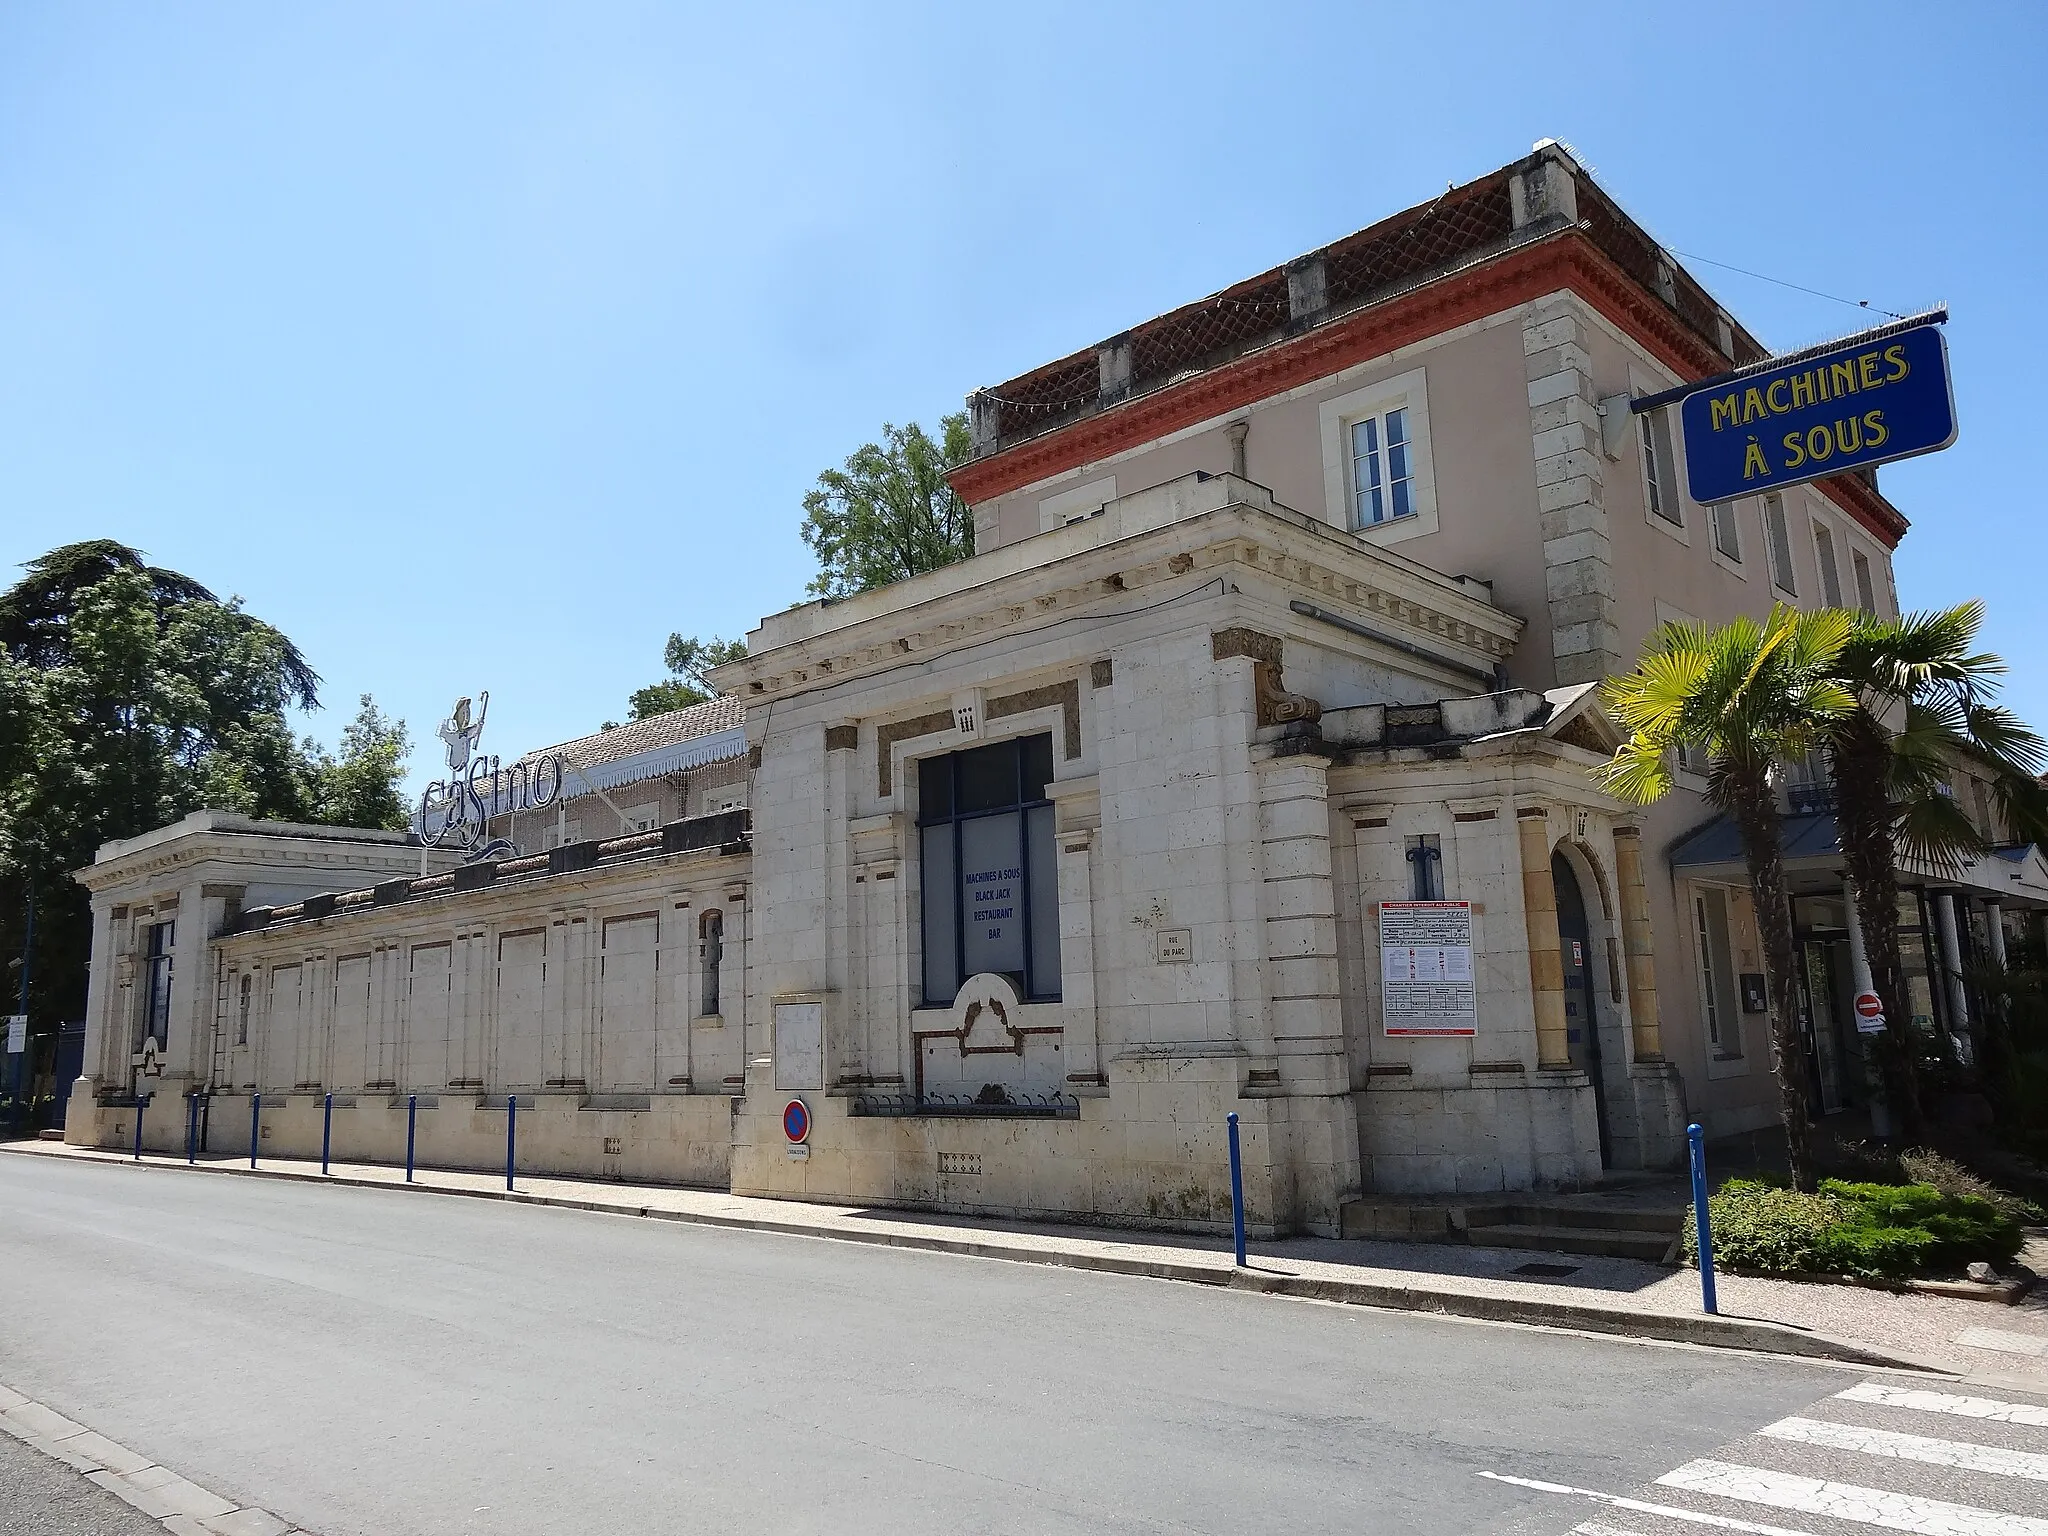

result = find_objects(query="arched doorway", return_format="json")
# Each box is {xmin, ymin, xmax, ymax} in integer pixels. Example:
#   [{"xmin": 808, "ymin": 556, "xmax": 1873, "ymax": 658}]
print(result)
[{"xmin": 1551, "ymin": 851, "xmax": 1611, "ymax": 1168}]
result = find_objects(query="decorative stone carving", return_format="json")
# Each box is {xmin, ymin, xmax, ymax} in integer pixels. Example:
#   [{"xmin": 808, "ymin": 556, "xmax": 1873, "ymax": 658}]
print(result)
[{"xmin": 1254, "ymin": 660, "xmax": 1322, "ymax": 728}]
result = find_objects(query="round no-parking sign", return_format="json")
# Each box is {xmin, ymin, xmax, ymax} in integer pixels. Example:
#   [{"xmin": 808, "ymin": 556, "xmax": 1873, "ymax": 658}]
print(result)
[{"xmin": 782, "ymin": 1098, "xmax": 811, "ymax": 1144}]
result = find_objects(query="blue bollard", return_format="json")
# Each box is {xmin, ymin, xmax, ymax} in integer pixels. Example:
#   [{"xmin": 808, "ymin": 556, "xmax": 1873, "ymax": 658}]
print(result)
[
  {"xmin": 249, "ymin": 1092, "xmax": 260, "ymax": 1169},
  {"xmin": 406, "ymin": 1095, "xmax": 417, "ymax": 1183},
  {"xmin": 322, "ymin": 1092, "xmax": 334, "ymax": 1175},
  {"xmin": 1227, "ymin": 1111, "xmax": 1246, "ymax": 1267},
  {"xmin": 505, "ymin": 1095, "xmax": 517, "ymax": 1191},
  {"xmin": 1688, "ymin": 1122, "xmax": 1718, "ymax": 1315},
  {"xmin": 132, "ymin": 1098, "xmax": 145, "ymax": 1161}
]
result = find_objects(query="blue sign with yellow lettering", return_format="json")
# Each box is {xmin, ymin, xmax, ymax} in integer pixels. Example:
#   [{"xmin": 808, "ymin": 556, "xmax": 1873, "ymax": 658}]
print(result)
[{"xmin": 1674, "ymin": 321, "xmax": 1956, "ymax": 504}]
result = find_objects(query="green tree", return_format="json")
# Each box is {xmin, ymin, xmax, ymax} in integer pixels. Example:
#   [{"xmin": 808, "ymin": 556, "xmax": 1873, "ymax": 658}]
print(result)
[
  {"xmin": 1598, "ymin": 605, "xmax": 1858, "ymax": 1191},
  {"xmin": 0, "ymin": 541, "xmax": 403, "ymax": 1060},
  {"xmin": 799, "ymin": 413, "xmax": 975, "ymax": 598},
  {"xmin": 307, "ymin": 695, "xmax": 415, "ymax": 831},
  {"xmin": 1828, "ymin": 601, "xmax": 2048, "ymax": 1132},
  {"xmin": 626, "ymin": 634, "xmax": 748, "ymax": 721}
]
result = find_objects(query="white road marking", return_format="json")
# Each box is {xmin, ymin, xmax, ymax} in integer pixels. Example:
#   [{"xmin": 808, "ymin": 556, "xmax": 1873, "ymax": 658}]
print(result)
[
  {"xmin": 1955, "ymin": 1329, "xmax": 2048, "ymax": 1358},
  {"xmin": 1761, "ymin": 1416, "xmax": 2048, "ymax": 1483},
  {"xmin": 1657, "ymin": 1457, "xmax": 2048, "ymax": 1536},
  {"xmin": 1838, "ymin": 1382, "xmax": 2048, "ymax": 1429},
  {"xmin": 1478, "ymin": 1470, "xmax": 1820, "ymax": 1535}
]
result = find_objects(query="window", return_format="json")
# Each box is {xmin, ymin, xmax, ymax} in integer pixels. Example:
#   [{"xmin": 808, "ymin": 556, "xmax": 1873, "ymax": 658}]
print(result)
[
  {"xmin": 541, "ymin": 818, "xmax": 583, "ymax": 852},
  {"xmin": 1405, "ymin": 835, "xmax": 1444, "ymax": 900},
  {"xmin": 699, "ymin": 910, "xmax": 723, "ymax": 1017},
  {"xmin": 1851, "ymin": 549, "xmax": 1877, "ymax": 615},
  {"xmin": 236, "ymin": 973, "xmax": 251, "ymax": 1046},
  {"xmin": 141, "ymin": 920, "xmax": 174, "ymax": 1051},
  {"xmin": 1813, "ymin": 521, "xmax": 1844, "ymax": 607},
  {"xmin": 1709, "ymin": 498, "xmax": 1742, "ymax": 563},
  {"xmin": 1350, "ymin": 408, "xmax": 1416, "ymax": 526},
  {"xmin": 1763, "ymin": 494, "xmax": 1797, "ymax": 595},
  {"xmin": 1693, "ymin": 889, "xmax": 1740, "ymax": 1056},
  {"xmin": 918, "ymin": 733, "xmax": 1061, "ymax": 1006},
  {"xmin": 1318, "ymin": 368, "xmax": 1436, "ymax": 542},
  {"xmin": 1639, "ymin": 407, "xmax": 1681, "ymax": 526},
  {"xmin": 622, "ymin": 801, "xmax": 660, "ymax": 833}
]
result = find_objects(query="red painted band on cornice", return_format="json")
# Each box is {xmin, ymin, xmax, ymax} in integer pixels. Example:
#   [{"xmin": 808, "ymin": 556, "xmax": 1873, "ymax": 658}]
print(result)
[{"xmin": 950, "ymin": 230, "xmax": 1907, "ymax": 550}]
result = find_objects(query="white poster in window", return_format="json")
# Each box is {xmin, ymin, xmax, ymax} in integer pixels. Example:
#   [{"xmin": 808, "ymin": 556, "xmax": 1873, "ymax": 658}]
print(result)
[
  {"xmin": 1380, "ymin": 900, "xmax": 1477, "ymax": 1037},
  {"xmin": 773, "ymin": 1000, "xmax": 824, "ymax": 1091}
]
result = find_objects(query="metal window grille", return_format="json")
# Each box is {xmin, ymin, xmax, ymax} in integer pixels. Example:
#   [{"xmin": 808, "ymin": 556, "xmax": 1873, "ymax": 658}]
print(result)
[{"xmin": 1405, "ymin": 835, "xmax": 1444, "ymax": 901}]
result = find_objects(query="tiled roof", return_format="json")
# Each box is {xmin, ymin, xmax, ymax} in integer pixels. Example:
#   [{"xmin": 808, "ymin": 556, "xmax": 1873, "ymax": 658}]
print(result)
[{"xmin": 516, "ymin": 693, "xmax": 744, "ymax": 773}]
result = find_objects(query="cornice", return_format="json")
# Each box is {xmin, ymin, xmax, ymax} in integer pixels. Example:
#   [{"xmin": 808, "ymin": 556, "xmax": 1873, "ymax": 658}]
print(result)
[
  {"xmin": 952, "ymin": 230, "xmax": 1908, "ymax": 552},
  {"xmin": 736, "ymin": 506, "xmax": 1521, "ymax": 707},
  {"xmin": 76, "ymin": 835, "xmax": 436, "ymax": 894}
]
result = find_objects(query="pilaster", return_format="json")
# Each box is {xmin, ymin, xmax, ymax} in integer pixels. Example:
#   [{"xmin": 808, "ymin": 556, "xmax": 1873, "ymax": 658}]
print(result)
[
  {"xmin": 1611, "ymin": 826, "xmax": 1662, "ymax": 1061},
  {"xmin": 1516, "ymin": 805, "xmax": 1571, "ymax": 1069}
]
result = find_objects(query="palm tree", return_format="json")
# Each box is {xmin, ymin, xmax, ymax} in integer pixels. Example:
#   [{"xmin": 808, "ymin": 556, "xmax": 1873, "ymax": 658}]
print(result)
[
  {"xmin": 1598, "ymin": 606, "xmax": 1858, "ymax": 1192},
  {"xmin": 1830, "ymin": 602, "xmax": 2048, "ymax": 1131}
]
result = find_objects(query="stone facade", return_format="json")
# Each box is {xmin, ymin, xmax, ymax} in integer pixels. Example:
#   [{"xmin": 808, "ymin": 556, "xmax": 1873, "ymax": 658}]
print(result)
[{"xmin": 73, "ymin": 473, "xmax": 1687, "ymax": 1236}]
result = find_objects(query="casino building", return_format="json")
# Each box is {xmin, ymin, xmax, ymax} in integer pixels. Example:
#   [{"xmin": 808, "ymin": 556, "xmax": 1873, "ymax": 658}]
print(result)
[{"xmin": 68, "ymin": 143, "xmax": 2048, "ymax": 1236}]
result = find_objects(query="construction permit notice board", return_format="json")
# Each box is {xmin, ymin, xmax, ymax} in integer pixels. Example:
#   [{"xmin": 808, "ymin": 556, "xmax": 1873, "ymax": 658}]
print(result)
[{"xmin": 1380, "ymin": 900, "xmax": 1476, "ymax": 1036}]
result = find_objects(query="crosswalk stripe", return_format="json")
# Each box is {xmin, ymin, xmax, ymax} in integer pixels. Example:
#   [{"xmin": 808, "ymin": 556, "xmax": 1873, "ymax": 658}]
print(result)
[
  {"xmin": 1479, "ymin": 1470, "xmax": 1827, "ymax": 1535},
  {"xmin": 1761, "ymin": 1416, "xmax": 2048, "ymax": 1483},
  {"xmin": 1657, "ymin": 1457, "xmax": 2048, "ymax": 1536},
  {"xmin": 1838, "ymin": 1382, "xmax": 2048, "ymax": 1429}
]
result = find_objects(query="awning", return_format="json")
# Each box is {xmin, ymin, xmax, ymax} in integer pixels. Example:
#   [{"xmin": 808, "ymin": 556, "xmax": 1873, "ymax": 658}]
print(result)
[
  {"xmin": 1667, "ymin": 811, "xmax": 2048, "ymax": 907},
  {"xmin": 560, "ymin": 727, "xmax": 748, "ymax": 796}
]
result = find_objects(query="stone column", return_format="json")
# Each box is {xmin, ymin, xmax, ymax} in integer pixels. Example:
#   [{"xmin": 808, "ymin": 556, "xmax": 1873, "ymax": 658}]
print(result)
[
  {"xmin": 1842, "ymin": 879, "xmax": 1892, "ymax": 1140},
  {"xmin": 1983, "ymin": 899, "xmax": 2008, "ymax": 970},
  {"xmin": 1610, "ymin": 826, "xmax": 1661, "ymax": 1061},
  {"xmin": 1931, "ymin": 891, "xmax": 1974, "ymax": 1065},
  {"xmin": 1516, "ymin": 806, "xmax": 1570, "ymax": 1069}
]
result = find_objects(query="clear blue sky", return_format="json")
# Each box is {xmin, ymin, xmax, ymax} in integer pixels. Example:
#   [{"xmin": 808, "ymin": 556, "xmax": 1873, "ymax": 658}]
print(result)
[{"xmin": 5, "ymin": 2, "xmax": 2043, "ymax": 795}]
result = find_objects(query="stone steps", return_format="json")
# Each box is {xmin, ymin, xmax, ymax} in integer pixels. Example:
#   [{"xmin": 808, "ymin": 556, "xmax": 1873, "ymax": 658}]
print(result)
[{"xmin": 1339, "ymin": 1194, "xmax": 1687, "ymax": 1261}]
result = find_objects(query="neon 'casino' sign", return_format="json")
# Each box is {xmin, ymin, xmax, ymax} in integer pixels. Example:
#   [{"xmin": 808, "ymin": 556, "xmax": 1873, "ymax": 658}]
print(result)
[{"xmin": 417, "ymin": 692, "xmax": 566, "ymax": 861}]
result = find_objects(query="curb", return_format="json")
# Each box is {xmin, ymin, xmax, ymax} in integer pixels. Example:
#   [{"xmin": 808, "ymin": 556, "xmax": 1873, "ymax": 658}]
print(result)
[
  {"xmin": 1, "ymin": 1144, "xmax": 1946, "ymax": 1374},
  {"xmin": 0, "ymin": 1379, "xmax": 308, "ymax": 1534}
]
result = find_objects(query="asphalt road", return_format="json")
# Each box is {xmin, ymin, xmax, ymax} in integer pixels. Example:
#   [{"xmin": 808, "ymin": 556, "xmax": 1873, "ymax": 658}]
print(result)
[{"xmin": 0, "ymin": 1156, "xmax": 1868, "ymax": 1536}]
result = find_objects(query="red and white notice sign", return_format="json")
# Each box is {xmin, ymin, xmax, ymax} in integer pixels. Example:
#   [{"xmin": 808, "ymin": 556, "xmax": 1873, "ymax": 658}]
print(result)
[{"xmin": 1380, "ymin": 900, "xmax": 1477, "ymax": 1037}]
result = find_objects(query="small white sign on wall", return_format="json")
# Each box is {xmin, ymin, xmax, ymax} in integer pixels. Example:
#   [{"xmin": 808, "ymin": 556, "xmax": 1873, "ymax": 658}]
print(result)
[
  {"xmin": 1380, "ymin": 901, "xmax": 1477, "ymax": 1037},
  {"xmin": 773, "ymin": 1000, "xmax": 824, "ymax": 1092},
  {"xmin": 3, "ymin": 1015, "xmax": 24, "ymax": 1054}
]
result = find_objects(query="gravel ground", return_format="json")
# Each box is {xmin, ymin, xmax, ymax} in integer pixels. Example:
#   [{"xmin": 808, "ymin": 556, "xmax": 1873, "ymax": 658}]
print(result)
[
  {"xmin": 13, "ymin": 1140, "xmax": 2046, "ymax": 1383},
  {"xmin": 0, "ymin": 1428, "xmax": 165, "ymax": 1536}
]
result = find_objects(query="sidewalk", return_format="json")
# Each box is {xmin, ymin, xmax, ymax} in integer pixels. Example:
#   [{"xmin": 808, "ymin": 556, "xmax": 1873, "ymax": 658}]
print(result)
[{"xmin": 8, "ymin": 1138, "xmax": 2044, "ymax": 1383}]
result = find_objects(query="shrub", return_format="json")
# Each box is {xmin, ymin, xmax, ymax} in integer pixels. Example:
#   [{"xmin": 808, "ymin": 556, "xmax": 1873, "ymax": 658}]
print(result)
[
  {"xmin": 1683, "ymin": 1180, "xmax": 1844, "ymax": 1275},
  {"xmin": 1897, "ymin": 1149, "xmax": 2044, "ymax": 1224},
  {"xmin": 1683, "ymin": 1178, "xmax": 2023, "ymax": 1282}
]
